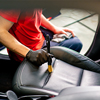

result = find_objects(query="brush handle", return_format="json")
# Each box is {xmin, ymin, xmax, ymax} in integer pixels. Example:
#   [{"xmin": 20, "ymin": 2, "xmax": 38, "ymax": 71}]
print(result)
[{"xmin": 46, "ymin": 35, "xmax": 53, "ymax": 73}]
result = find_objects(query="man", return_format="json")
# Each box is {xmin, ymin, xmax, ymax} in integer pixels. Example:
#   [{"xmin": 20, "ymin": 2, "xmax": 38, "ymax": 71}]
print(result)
[{"xmin": 0, "ymin": 9, "xmax": 82, "ymax": 66}]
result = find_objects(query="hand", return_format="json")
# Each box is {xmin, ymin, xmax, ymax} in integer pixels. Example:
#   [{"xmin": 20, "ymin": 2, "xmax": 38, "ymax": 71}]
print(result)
[
  {"xmin": 26, "ymin": 49, "xmax": 53, "ymax": 66},
  {"xmin": 54, "ymin": 27, "xmax": 75, "ymax": 37}
]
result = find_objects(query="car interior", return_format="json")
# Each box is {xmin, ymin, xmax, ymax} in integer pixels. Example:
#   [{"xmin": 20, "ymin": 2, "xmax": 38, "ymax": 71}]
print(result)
[{"xmin": 0, "ymin": 0, "xmax": 100, "ymax": 100}]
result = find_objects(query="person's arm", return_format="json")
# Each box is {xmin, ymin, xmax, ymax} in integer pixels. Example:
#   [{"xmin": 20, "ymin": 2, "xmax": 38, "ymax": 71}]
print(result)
[
  {"xmin": 0, "ymin": 16, "xmax": 52, "ymax": 66},
  {"xmin": 41, "ymin": 14, "xmax": 57, "ymax": 33},
  {"xmin": 41, "ymin": 14, "xmax": 75, "ymax": 37},
  {"xmin": 0, "ymin": 16, "xmax": 29, "ymax": 57}
]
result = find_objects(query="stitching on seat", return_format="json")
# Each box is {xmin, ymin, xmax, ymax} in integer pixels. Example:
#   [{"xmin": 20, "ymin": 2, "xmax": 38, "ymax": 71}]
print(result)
[{"xmin": 77, "ymin": 70, "xmax": 84, "ymax": 86}]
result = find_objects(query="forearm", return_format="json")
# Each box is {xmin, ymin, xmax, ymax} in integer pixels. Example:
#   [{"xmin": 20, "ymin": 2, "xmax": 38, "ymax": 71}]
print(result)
[
  {"xmin": 41, "ymin": 14, "xmax": 75, "ymax": 37},
  {"xmin": 41, "ymin": 14, "xmax": 57, "ymax": 33},
  {"xmin": 0, "ymin": 30, "xmax": 30, "ymax": 57}
]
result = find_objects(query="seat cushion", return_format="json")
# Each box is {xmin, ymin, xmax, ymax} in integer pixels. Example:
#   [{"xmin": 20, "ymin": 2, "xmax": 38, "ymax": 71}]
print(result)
[
  {"xmin": 43, "ymin": 59, "xmax": 83, "ymax": 92},
  {"xmin": 13, "ymin": 58, "xmax": 83, "ymax": 95}
]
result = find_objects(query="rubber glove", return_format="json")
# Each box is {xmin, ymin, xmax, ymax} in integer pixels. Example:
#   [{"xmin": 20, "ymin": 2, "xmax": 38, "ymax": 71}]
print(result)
[{"xmin": 26, "ymin": 49, "xmax": 53, "ymax": 66}]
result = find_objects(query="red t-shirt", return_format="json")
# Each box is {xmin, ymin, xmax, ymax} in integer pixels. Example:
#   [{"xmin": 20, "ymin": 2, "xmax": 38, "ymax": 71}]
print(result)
[{"xmin": 0, "ymin": 9, "xmax": 45, "ymax": 62}]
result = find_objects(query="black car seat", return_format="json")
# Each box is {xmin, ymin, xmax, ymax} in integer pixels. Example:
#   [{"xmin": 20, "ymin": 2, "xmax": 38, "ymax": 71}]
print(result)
[{"xmin": 12, "ymin": 46, "xmax": 100, "ymax": 96}]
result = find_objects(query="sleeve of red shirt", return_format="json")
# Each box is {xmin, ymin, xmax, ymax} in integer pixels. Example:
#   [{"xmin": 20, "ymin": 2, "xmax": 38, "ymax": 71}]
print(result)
[{"xmin": 0, "ymin": 9, "xmax": 20, "ymax": 23}]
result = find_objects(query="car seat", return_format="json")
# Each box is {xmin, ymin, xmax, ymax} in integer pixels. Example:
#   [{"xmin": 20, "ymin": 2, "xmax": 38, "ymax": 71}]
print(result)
[{"xmin": 12, "ymin": 46, "xmax": 100, "ymax": 96}]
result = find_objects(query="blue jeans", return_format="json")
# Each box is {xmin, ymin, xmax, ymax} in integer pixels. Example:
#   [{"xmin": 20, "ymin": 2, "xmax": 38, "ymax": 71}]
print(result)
[
  {"xmin": 0, "ymin": 43, "xmax": 5, "ymax": 51},
  {"xmin": 40, "ymin": 27, "xmax": 83, "ymax": 52}
]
